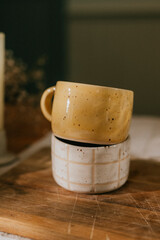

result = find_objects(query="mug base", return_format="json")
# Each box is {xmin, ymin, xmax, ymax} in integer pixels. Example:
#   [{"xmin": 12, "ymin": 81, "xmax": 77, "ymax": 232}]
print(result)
[{"xmin": 53, "ymin": 173, "xmax": 129, "ymax": 194}]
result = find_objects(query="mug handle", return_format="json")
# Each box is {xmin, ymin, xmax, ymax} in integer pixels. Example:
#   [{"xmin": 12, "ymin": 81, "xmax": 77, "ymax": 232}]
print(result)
[{"xmin": 40, "ymin": 86, "xmax": 56, "ymax": 122}]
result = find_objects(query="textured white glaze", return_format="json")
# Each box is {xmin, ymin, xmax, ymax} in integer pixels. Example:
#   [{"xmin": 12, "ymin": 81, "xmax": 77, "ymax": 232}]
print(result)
[{"xmin": 51, "ymin": 134, "xmax": 130, "ymax": 193}]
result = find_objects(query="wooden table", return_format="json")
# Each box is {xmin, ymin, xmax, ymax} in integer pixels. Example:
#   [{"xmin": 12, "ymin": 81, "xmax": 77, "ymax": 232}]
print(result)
[
  {"xmin": 0, "ymin": 149, "xmax": 160, "ymax": 240},
  {"xmin": 1, "ymin": 106, "xmax": 160, "ymax": 240}
]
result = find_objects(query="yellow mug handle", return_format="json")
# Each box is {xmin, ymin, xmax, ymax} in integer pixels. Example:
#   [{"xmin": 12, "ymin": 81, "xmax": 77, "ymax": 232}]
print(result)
[{"xmin": 40, "ymin": 86, "xmax": 56, "ymax": 122}]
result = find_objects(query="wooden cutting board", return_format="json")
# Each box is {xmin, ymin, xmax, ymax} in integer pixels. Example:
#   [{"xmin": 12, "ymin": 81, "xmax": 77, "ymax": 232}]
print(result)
[{"xmin": 0, "ymin": 148, "xmax": 160, "ymax": 240}]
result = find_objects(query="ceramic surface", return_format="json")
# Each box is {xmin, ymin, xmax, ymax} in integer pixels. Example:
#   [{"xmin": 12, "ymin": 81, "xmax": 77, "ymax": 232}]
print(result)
[
  {"xmin": 41, "ymin": 81, "xmax": 134, "ymax": 144},
  {"xmin": 51, "ymin": 134, "xmax": 130, "ymax": 193}
]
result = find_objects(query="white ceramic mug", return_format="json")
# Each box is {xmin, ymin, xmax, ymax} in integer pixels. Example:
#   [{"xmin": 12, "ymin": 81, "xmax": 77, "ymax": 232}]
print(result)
[{"xmin": 51, "ymin": 134, "xmax": 130, "ymax": 193}]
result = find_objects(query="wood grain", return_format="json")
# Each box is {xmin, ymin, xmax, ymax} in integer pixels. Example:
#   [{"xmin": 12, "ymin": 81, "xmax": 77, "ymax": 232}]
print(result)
[{"xmin": 0, "ymin": 148, "xmax": 160, "ymax": 240}]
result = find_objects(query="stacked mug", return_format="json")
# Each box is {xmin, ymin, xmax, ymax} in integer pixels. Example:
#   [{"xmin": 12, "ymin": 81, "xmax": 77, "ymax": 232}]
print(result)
[{"xmin": 41, "ymin": 81, "xmax": 134, "ymax": 193}]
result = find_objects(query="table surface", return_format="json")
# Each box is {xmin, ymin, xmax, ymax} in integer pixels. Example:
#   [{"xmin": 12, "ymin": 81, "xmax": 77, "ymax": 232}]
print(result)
[
  {"xmin": 0, "ymin": 147, "xmax": 160, "ymax": 240},
  {"xmin": 1, "ymin": 104, "xmax": 160, "ymax": 240}
]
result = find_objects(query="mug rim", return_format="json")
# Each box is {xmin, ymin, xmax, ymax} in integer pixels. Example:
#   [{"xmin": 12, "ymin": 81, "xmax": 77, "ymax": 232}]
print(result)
[
  {"xmin": 53, "ymin": 134, "xmax": 130, "ymax": 150},
  {"xmin": 57, "ymin": 81, "xmax": 134, "ymax": 94}
]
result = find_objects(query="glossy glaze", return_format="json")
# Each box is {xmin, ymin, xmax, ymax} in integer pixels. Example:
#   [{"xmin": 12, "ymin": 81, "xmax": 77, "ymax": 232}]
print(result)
[{"xmin": 41, "ymin": 81, "xmax": 134, "ymax": 144}]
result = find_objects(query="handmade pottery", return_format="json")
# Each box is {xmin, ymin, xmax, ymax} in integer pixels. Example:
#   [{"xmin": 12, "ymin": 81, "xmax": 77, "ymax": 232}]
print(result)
[
  {"xmin": 51, "ymin": 134, "xmax": 130, "ymax": 193},
  {"xmin": 41, "ymin": 81, "xmax": 134, "ymax": 144}
]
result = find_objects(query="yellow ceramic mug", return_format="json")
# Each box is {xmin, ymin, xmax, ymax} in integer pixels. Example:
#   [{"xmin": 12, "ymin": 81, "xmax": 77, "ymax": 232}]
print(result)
[{"xmin": 40, "ymin": 81, "xmax": 134, "ymax": 144}]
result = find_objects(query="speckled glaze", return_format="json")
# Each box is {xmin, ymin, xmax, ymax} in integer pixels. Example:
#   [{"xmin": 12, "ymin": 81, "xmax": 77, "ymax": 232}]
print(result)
[
  {"xmin": 51, "ymin": 134, "xmax": 130, "ymax": 193},
  {"xmin": 41, "ymin": 81, "xmax": 134, "ymax": 144}
]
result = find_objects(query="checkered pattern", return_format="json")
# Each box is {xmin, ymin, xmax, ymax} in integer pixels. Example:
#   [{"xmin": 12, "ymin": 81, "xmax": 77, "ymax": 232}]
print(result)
[{"xmin": 52, "ymin": 134, "xmax": 130, "ymax": 193}]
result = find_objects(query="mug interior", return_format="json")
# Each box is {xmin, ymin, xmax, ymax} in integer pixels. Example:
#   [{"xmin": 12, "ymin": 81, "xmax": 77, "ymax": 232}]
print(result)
[{"xmin": 55, "ymin": 135, "xmax": 130, "ymax": 149}]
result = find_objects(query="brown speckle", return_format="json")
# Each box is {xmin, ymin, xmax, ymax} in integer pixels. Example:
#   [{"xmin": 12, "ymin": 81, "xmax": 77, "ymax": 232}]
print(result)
[
  {"xmin": 63, "ymin": 116, "xmax": 66, "ymax": 120},
  {"xmin": 78, "ymin": 124, "xmax": 80, "ymax": 126},
  {"xmin": 109, "ymin": 127, "xmax": 112, "ymax": 130},
  {"xmin": 109, "ymin": 139, "xmax": 111, "ymax": 141},
  {"xmin": 76, "ymin": 85, "xmax": 78, "ymax": 88},
  {"xmin": 92, "ymin": 129, "xmax": 94, "ymax": 132},
  {"xmin": 112, "ymin": 118, "xmax": 114, "ymax": 120},
  {"xmin": 80, "ymin": 149, "xmax": 82, "ymax": 152},
  {"xmin": 86, "ymin": 98, "xmax": 88, "ymax": 100}
]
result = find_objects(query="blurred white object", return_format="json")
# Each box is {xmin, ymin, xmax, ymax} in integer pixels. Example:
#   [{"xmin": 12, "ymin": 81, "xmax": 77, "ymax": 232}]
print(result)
[
  {"xmin": 130, "ymin": 116, "xmax": 160, "ymax": 160},
  {"xmin": 0, "ymin": 33, "xmax": 16, "ymax": 166},
  {"xmin": 0, "ymin": 231, "xmax": 31, "ymax": 240}
]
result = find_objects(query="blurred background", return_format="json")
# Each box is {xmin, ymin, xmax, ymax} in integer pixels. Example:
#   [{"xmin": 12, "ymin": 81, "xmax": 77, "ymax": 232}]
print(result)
[{"xmin": 1, "ymin": 0, "xmax": 160, "ymax": 151}]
